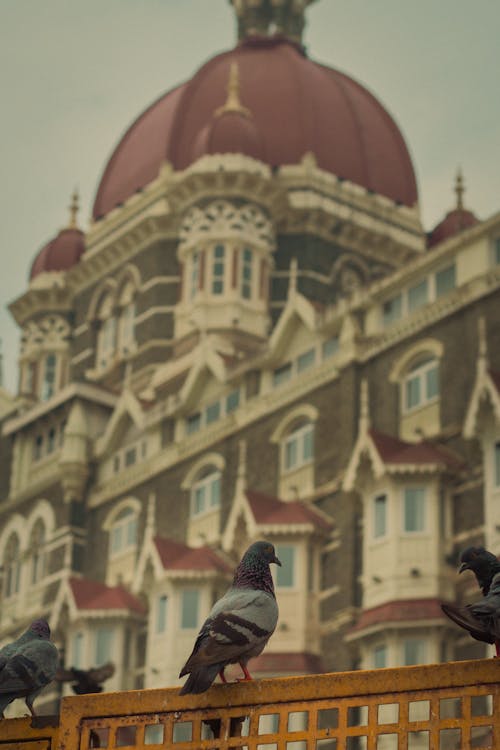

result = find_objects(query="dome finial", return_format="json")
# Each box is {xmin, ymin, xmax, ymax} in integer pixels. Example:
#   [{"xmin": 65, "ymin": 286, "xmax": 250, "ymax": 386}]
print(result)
[
  {"xmin": 454, "ymin": 167, "xmax": 465, "ymax": 211},
  {"xmin": 228, "ymin": 0, "xmax": 318, "ymax": 45},
  {"xmin": 215, "ymin": 63, "xmax": 251, "ymax": 118},
  {"xmin": 68, "ymin": 188, "xmax": 80, "ymax": 229}
]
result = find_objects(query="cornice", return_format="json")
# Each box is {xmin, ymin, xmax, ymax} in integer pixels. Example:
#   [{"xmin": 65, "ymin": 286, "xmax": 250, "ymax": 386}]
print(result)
[{"xmin": 9, "ymin": 283, "xmax": 72, "ymax": 327}]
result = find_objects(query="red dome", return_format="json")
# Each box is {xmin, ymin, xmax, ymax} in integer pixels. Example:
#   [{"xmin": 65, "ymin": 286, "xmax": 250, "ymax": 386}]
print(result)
[
  {"xmin": 30, "ymin": 227, "xmax": 85, "ymax": 280},
  {"xmin": 428, "ymin": 208, "xmax": 478, "ymax": 248},
  {"xmin": 93, "ymin": 38, "xmax": 418, "ymax": 219},
  {"xmin": 192, "ymin": 109, "xmax": 264, "ymax": 163}
]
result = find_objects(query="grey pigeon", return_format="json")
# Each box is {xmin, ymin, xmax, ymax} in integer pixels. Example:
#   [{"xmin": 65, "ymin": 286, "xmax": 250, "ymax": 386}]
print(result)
[
  {"xmin": 0, "ymin": 619, "xmax": 58, "ymax": 718},
  {"xmin": 458, "ymin": 546, "xmax": 500, "ymax": 595},
  {"xmin": 469, "ymin": 572, "xmax": 500, "ymax": 644},
  {"xmin": 179, "ymin": 540, "xmax": 281, "ymax": 694}
]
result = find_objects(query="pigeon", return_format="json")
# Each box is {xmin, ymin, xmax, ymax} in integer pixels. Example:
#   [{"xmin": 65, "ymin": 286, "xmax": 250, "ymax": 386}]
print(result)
[
  {"xmin": 457, "ymin": 546, "xmax": 500, "ymax": 595},
  {"xmin": 0, "ymin": 619, "xmax": 58, "ymax": 718},
  {"xmin": 441, "ymin": 546, "xmax": 500, "ymax": 656},
  {"xmin": 469, "ymin": 572, "xmax": 500, "ymax": 641},
  {"xmin": 179, "ymin": 540, "xmax": 281, "ymax": 695},
  {"xmin": 55, "ymin": 661, "xmax": 115, "ymax": 694}
]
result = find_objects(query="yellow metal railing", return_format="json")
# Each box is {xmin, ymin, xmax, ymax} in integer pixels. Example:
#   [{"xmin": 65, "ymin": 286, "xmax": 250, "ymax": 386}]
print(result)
[
  {"xmin": 0, "ymin": 715, "xmax": 59, "ymax": 749},
  {"xmin": 3, "ymin": 659, "xmax": 500, "ymax": 749}
]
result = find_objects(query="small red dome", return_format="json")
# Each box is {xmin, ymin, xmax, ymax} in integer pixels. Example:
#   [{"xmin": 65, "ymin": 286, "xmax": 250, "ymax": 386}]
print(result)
[
  {"xmin": 428, "ymin": 208, "xmax": 478, "ymax": 248},
  {"xmin": 30, "ymin": 227, "xmax": 85, "ymax": 280},
  {"xmin": 93, "ymin": 38, "xmax": 418, "ymax": 219}
]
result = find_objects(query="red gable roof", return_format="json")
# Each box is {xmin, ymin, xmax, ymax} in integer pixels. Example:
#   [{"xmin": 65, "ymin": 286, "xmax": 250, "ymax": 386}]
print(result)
[
  {"xmin": 369, "ymin": 429, "xmax": 462, "ymax": 470},
  {"xmin": 246, "ymin": 490, "xmax": 333, "ymax": 532},
  {"xmin": 252, "ymin": 651, "xmax": 325, "ymax": 674},
  {"xmin": 69, "ymin": 577, "xmax": 146, "ymax": 615},
  {"xmin": 350, "ymin": 598, "xmax": 447, "ymax": 634},
  {"xmin": 153, "ymin": 537, "xmax": 232, "ymax": 574},
  {"xmin": 489, "ymin": 370, "xmax": 500, "ymax": 394}
]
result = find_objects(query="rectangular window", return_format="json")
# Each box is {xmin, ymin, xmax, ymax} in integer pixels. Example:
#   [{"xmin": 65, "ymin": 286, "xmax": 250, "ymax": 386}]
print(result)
[
  {"xmin": 210, "ymin": 475, "xmax": 221, "ymax": 508},
  {"xmin": 156, "ymin": 595, "xmax": 168, "ymax": 633},
  {"xmin": 405, "ymin": 375, "xmax": 421, "ymax": 410},
  {"xmin": 373, "ymin": 644, "xmax": 387, "ymax": 669},
  {"xmin": 302, "ymin": 426, "xmax": 314, "ymax": 462},
  {"xmin": 226, "ymin": 389, "xmax": 240, "ymax": 413},
  {"xmin": 241, "ymin": 247, "xmax": 252, "ymax": 299},
  {"xmin": 126, "ymin": 516, "xmax": 137, "ymax": 546},
  {"xmin": 181, "ymin": 590, "xmax": 199, "ymax": 629},
  {"xmin": 297, "ymin": 348, "xmax": 315, "ymax": 372},
  {"xmin": 322, "ymin": 336, "xmax": 339, "ymax": 359},
  {"xmin": 494, "ymin": 442, "xmax": 500, "ymax": 487},
  {"xmin": 95, "ymin": 627, "xmax": 113, "ymax": 665},
  {"xmin": 111, "ymin": 525, "xmax": 123, "ymax": 554},
  {"xmin": 403, "ymin": 638, "xmax": 425, "ymax": 666},
  {"xmin": 435, "ymin": 264, "xmax": 456, "ymax": 297},
  {"xmin": 33, "ymin": 434, "xmax": 43, "ymax": 461},
  {"xmin": 284, "ymin": 435, "xmax": 298, "ymax": 470},
  {"xmin": 47, "ymin": 427, "xmax": 56, "ymax": 454},
  {"xmin": 403, "ymin": 488, "xmax": 425, "ymax": 532},
  {"xmin": 72, "ymin": 632, "xmax": 84, "ymax": 669},
  {"xmin": 205, "ymin": 401, "xmax": 221, "ymax": 425},
  {"xmin": 426, "ymin": 364, "xmax": 439, "ymax": 399},
  {"xmin": 273, "ymin": 362, "xmax": 292, "ymax": 387},
  {"xmin": 373, "ymin": 494, "xmax": 387, "ymax": 539},
  {"xmin": 212, "ymin": 244, "xmax": 225, "ymax": 294},
  {"xmin": 186, "ymin": 413, "xmax": 201, "ymax": 435},
  {"xmin": 125, "ymin": 446, "xmax": 137, "ymax": 467},
  {"xmin": 41, "ymin": 354, "xmax": 57, "ymax": 400},
  {"xmin": 408, "ymin": 279, "xmax": 428, "ymax": 312},
  {"xmin": 193, "ymin": 485, "xmax": 205, "ymax": 516},
  {"xmin": 382, "ymin": 294, "xmax": 403, "ymax": 326},
  {"xmin": 275, "ymin": 545, "xmax": 295, "ymax": 588}
]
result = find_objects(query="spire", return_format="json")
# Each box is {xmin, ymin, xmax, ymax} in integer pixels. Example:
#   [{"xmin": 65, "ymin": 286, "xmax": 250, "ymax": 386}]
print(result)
[
  {"xmin": 228, "ymin": 0, "xmax": 318, "ymax": 46},
  {"xmin": 215, "ymin": 63, "xmax": 251, "ymax": 119},
  {"xmin": 67, "ymin": 188, "xmax": 80, "ymax": 229},
  {"xmin": 454, "ymin": 168, "xmax": 465, "ymax": 211}
]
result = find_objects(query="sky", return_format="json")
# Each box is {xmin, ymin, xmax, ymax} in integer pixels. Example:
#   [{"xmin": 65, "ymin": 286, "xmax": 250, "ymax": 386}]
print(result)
[{"xmin": 1, "ymin": 0, "xmax": 499, "ymax": 392}]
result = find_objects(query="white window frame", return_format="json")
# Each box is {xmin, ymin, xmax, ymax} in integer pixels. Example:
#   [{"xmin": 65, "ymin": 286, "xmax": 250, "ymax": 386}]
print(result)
[
  {"xmin": 381, "ymin": 263, "xmax": 456, "ymax": 328},
  {"xmin": 402, "ymin": 637, "xmax": 426, "ymax": 666},
  {"xmin": 185, "ymin": 388, "xmax": 241, "ymax": 435},
  {"xmin": 190, "ymin": 471, "xmax": 221, "ymax": 519},
  {"xmin": 402, "ymin": 487, "xmax": 426, "ymax": 534},
  {"xmin": 156, "ymin": 594, "xmax": 168, "ymax": 634},
  {"xmin": 372, "ymin": 494, "xmax": 388, "ymax": 540},
  {"xmin": 274, "ymin": 544, "xmax": 296, "ymax": 589},
  {"xmin": 372, "ymin": 643, "xmax": 387, "ymax": 669},
  {"xmin": 95, "ymin": 626, "xmax": 114, "ymax": 666},
  {"xmin": 72, "ymin": 632, "xmax": 84, "ymax": 669},
  {"xmin": 402, "ymin": 357, "xmax": 439, "ymax": 414},
  {"xmin": 109, "ymin": 507, "xmax": 138, "ymax": 558},
  {"xmin": 180, "ymin": 589, "xmax": 199, "ymax": 630},
  {"xmin": 282, "ymin": 422, "xmax": 314, "ymax": 474}
]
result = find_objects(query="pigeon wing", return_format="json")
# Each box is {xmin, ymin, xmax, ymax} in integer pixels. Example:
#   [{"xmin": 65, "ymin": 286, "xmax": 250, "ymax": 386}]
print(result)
[{"xmin": 441, "ymin": 603, "xmax": 495, "ymax": 644}]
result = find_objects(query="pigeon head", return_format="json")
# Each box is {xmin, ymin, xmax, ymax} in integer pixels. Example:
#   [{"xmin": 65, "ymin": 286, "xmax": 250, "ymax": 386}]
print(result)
[
  {"xmin": 233, "ymin": 541, "xmax": 281, "ymax": 595},
  {"xmin": 29, "ymin": 619, "xmax": 51, "ymax": 640},
  {"xmin": 459, "ymin": 546, "xmax": 498, "ymax": 574}
]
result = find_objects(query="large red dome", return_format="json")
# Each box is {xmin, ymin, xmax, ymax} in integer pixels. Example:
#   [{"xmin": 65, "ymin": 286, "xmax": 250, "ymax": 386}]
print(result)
[
  {"xmin": 93, "ymin": 38, "xmax": 418, "ymax": 220},
  {"xmin": 30, "ymin": 227, "xmax": 85, "ymax": 280}
]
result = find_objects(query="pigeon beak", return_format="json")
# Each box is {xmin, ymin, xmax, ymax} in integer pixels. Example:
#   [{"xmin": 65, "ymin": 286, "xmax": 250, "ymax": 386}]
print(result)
[
  {"xmin": 273, "ymin": 555, "xmax": 282, "ymax": 567},
  {"xmin": 458, "ymin": 562, "xmax": 469, "ymax": 574}
]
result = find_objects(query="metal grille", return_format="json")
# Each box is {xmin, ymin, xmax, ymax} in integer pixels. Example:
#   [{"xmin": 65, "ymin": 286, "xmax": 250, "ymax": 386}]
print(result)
[{"xmin": 55, "ymin": 659, "xmax": 499, "ymax": 750}]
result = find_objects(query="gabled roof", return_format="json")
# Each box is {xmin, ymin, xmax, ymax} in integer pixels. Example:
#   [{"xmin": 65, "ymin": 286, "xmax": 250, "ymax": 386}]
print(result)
[
  {"xmin": 463, "ymin": 367, "xmax": 500, "ymax": 438},
  {"xmin": 348, "ymin": 598, "xmax": 448, "ymax": 640},
  {"xmin": 246, "ymin": 489, "xmax": 333, "ymax": 532},
  {"xmin": 69, "ymin": 577, "xmax": 146, "ymax": 615},
  {"xmin": 95, "ymin": 388, "xmax": 145, "ymax": 456},
  {"xmin": 153, "ymin": 537, "xmax": 232, "ymax": 574}
]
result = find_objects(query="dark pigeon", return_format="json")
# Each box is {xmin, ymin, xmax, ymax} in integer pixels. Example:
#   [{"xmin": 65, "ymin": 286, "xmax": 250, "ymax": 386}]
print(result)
[
  {"xmin": 458, "ymin": 546, "xmax": 500, "ymax": 595},
  {"xmin": 469, "ymin": 572, "xmax": 500, "ymax": 641},
  {"xmin": 55, "ymin": 661, "xmax": 115, "ymax": 694},
  {"xmin": 179, "ymin": 540, "xmax": 281, "ymax": 694},
  {"xmin": 0, "ymin": 619, "xmax": 58, "ymax": 718}
]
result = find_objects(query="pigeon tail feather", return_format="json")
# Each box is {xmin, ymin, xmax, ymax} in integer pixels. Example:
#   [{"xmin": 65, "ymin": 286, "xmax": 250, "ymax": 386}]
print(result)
[{"xmin": 179, "ymin": 664, "xmax": 221, "ymax": 695}]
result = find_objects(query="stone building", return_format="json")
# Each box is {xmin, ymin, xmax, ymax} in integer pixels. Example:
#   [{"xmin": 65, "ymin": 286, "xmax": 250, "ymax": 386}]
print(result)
[{"xmin": 1, "ymin": 0, "xmax": 500, "ymax": 714}]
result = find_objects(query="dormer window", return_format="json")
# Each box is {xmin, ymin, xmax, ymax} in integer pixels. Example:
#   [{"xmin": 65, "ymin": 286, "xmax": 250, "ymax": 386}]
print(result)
[
  {"xmin": 211, "ymin": 244, "xmax": 225, "ymax": 295},
  {"xmin": 283, "ymin": 421, "xmax": 314, "ymax": 473},
  {"xmin": 191, "ymin": 470, "xmax": 221, "ymax": 518}
]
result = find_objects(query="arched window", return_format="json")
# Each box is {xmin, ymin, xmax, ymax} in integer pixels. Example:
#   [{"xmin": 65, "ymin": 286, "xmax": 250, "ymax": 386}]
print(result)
[
  {"xmin": 97, "ymin": 314, "xmax": 117, "ymax": 370},
  {"xmin": 3, "ymin": 534, "xmax": 21, "ymax": 598},
  {"xmin": 282, "ymin": 420, "xmax": 314, "ymax": 473},
  {"xmin": 29, "ymin": 519, "xmax": 46, "ymax": 586},
  {"xmin": 119, "ymin": 301, "xmax": 135, "ymax": 355},
  {"xmin": 109, "ymin": 506, "xmax": 138, "ymax": 558},
  {"xmin": 190, "ymin": 468, "xmax": 221, "ymax": 518},
  {"xmin": 41, "ymin": 353, "xmax": 57, "ymax": 401},
  {"xmin": 403, "ymin": 356, "xmax": 439, "ymax": 413}
]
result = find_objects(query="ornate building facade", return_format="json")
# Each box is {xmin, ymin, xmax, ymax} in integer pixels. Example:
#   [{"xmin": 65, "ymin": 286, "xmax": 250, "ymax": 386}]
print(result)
[{"xmin": 1, "ymin": 0, "xmax": 500, "ymax": 714}]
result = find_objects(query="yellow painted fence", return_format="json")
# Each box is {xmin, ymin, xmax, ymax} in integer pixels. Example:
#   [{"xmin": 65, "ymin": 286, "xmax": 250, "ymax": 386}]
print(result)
[{"xmin": 2, "ymin": 659, "xmax": 500, "ymax": 749}]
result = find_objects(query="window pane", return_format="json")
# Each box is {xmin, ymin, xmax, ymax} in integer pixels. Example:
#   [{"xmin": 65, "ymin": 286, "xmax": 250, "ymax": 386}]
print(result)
[
  {"xmin": 426, "ymin": 365, "xmax": 439, "ymax": 399},
  {"xmin": 186, "ymin": 413, "xmax": 201, "ymax": 435},
  {"xmin": 403, "ymin": 638, "xmax": 425, "ymax": 665},
  {"xmin": 383, "ymin": 295, "xmax": 402, "ymax": 326},
  {"xmin": 226, "ymin": 389, "xmax": 240, "ymax": 413},
  {"xmin": 405, "ymin": 375, "xmax": 421, "ymax": 409},
  {"xmin": 285, "ymin": 436, "xmax": 297, "ymax": 470},
  {"xmin": 212, "ymin": 245, "xmax": 225, "ymax": 294},
  {"xmin": 111, "ymin": 526, "xmax": 122, "ymax": 554},
  {"xmin": 273, "ymin": 362, "xmax": 292, "ymax": 387},
  {"xmin": 181, "ymin": 590, "xmax": 199, "ymax": 629},
  {"xmin": 210, "ymin": 476, "xmax": 221, "ymax": 508},
  {"xmin": 495, "ymin": 442, "xmax": 500, "ymax": 487},
  {"xmin": 408, "ymin": 280, "xmax": 428, "ymax": 312},
  {"xmin": 190, "ymin": 252, "xmax": 199, "ymax": 299},
  {"xmin": 206, "ymin": 401, "xmax": 221, "ymax": 424},
  {"xmin": 276, "ymin": 545, "xmax": 295, "ymax": 587},
  {"xmin": 156, "ymin": 595, "xmax": 168, "ymax": 633},
  {"xmin": 125, "ymin": 447, "xmax": 137, "ymax": 466},
  {"xmin": 126, "ymin": 517, "xmax": 137, "ymax": 546},
  {"xmin": 322, "ymin": 336, "xmax": 339, "ymax": 358},
  {"xmin": 435, "ymin": 264, "xmax": 456, "ymax": 297},
  {"xmin": 41, "ymin": 354, "xmax": 57, "ymax": 400},
  {"xmin": 193, "ymin": 485, "xmax": 205, "ymax": 516},
  {"xmin": 297, "ymin": 348, "xmax": 315, "ymax": 372},
  {"xmin": 404, "ymin": 488, "xmax": 425, "ymax": 532},
  {"xmin": 373, "ymin": 644, "xmax": 387, "ymax": 669},
  {"xmin": 374, "ymin": 495, "xmax": 387, "ymax": 538},
  {"xmin": 73, "ymin": 632, "xmax": 84, "ymax": 669},
  {"xmin": 302, "ymin": 426, "xmax": 314, "ymax": 462},
  {"xmin": 95, "ymin": 627, "xmax": 113, "ymax": 665}
]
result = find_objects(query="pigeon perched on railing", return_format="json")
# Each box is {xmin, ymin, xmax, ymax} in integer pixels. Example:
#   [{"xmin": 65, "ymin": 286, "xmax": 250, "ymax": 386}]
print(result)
[
  {"xmin": 457, "ymin": 546, "xmax": 500, "ymax": 595},
  {"xmin": 179, "ymin": 540, "xmax": 281, "ymax": 694},
  {"xmin": 0, "ymin": 619, "xmax": 58, "ymax": 718},
  {"xmin": 55, "ymin": 661, "xmax": 115, "ymax": 694}
]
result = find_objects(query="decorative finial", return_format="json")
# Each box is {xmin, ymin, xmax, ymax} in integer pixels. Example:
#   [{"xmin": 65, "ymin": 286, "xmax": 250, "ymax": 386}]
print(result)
[
  {"xmin": 68, "ymin": 188, "xmax": 80, "ymax": 229},
  {"xmin": 228, "ymin": 0, "xmax": 318, "ymax": 46},
  {"xmin": 288, "ymin": 257, "xmax": 298, "ymax": 298},
  {"xmin": 215, "ymin": 63, "xmax": 251, "ymax": 119},
  {"xmin": 360, "ymin": 379, "xmax": 370, "ymax": 435},
  {"xmin": 454, "ymin": 168, "xmax": 464, "ymax": 211}
]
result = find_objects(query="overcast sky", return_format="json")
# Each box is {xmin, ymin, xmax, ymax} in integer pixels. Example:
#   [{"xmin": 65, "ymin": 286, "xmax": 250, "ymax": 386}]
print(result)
[{"xmin": 1, "ymin": 0, "xmax": 499, "ymax": 392}]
